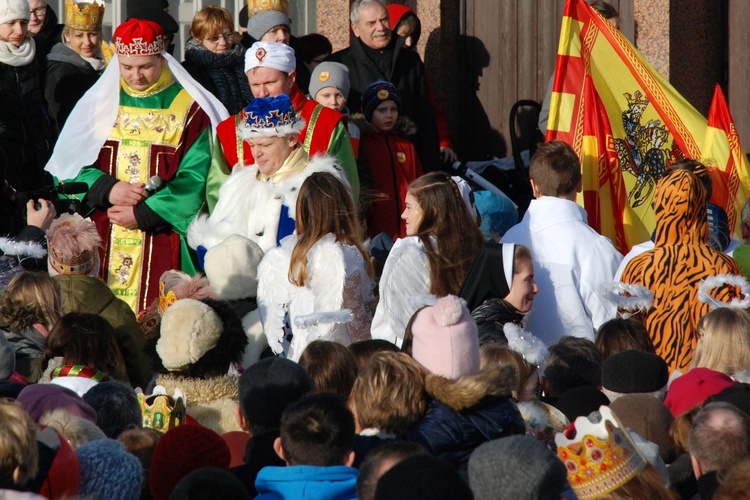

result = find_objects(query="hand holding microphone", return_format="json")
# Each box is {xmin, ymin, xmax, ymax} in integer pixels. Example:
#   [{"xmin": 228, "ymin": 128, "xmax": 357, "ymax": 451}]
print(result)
[{"xmin": 109, "ymin": 176, "xmax": 163, "ymax": 206}]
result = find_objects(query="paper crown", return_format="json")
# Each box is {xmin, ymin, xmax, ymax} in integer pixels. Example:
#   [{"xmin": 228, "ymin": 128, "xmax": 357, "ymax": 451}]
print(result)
[
  {"xmin": 136, "ymin": 386, "xmax": 186, "ymax": 433},
  {"xmin": 64, "ymin": 0, "xmax": 104, "ymax": 32},
  {"xmin": 238, "ymin": 94, "xmax": 304, "ymax": 139},
  {"xmin": 46, "ymin": 214, "xmax": 102, "ymax": 276},
  {"xmin": 114, "ymin": 18, "xmax": 165, "ymax": 57},
  {"xmin": 555, "ymin": 406, "xmax": 647, "ymax": 499},
  {"xmin": 247, "ymin": 0, "xmax": 289, "ymax": 17}
]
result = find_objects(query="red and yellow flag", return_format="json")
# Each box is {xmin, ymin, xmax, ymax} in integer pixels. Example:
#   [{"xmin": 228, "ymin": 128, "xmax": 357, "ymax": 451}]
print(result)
[{"xmin": 546, "ymin": 0, "xmax": 749, "ymax": 253}]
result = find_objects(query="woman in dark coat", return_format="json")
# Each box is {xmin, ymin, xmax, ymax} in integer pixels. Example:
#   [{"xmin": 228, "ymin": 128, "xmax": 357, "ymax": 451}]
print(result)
[
  {"xmin": 182, "ymin": 5, "xmax": 252, "ymax": 115},
  {"xmin": 45, "ymin": 0, "xmax": 105, "ymax": 130},
  {"xmin": 0, "ymin": 0, "xmax": 55, "ymax": 192}
]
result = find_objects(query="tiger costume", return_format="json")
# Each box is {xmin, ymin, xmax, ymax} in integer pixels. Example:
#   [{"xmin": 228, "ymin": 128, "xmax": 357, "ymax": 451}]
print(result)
[{"xmin": 621, "ymin": 166, "xmax": 741, "ymax": 373}]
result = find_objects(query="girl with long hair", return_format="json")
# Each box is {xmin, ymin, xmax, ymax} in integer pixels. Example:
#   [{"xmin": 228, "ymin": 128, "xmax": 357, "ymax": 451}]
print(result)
[
  {"xmin": 372, "ymin": 171, "xmax": 484, "ymax": 346},
  {"xmin": 258, "ymin": 172, "xmax": 373, "ymax": 361}
]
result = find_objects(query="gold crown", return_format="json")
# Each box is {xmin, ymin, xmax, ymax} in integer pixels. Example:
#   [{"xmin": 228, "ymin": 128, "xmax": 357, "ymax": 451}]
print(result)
[
  {"xmin": 64, "ymin": 0, "xmax": 104, "ymax": 32},
  {"xmin": 136, "ymin": 387, "xmax": 186, "ymax": 433},
  {"xmin": 247, "ymin": 0, "xmax": 289, "ymax": 18},
  {"xmin": 555, "ymin": 406, "xmax": 647, "ymax": 499},
  {"xmin": 158, "ymin": 281, "xmax": 178, "ymax": 316}
]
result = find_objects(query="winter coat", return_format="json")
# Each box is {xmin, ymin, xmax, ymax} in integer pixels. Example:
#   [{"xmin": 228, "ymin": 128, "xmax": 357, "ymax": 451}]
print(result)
[
  {"xmin": 54, "ymin": 274, "xmax": 152, "ymax": 389},
  {"xmin": 470, "ymin": 298, "xmax": 522, "ymax": 345},
  {"xmin": 45, "ymin": 42, "xmax": 102, "ymax": 129},
  {"xmin": 1, "ymin": 324, "xmax": 46, "ymax": 382},
  {"xmin": 254, "ymin": 465, "xmax": 358, "ymax": 500},
  {"xmin": 330, "ymin": 36, "xmax": 440, "ymax": 170},
  {"xmin": 230, "ymin": 433, "xmax": 285, "ymax": 498},
  {"xmin": 405, "ymin": 365, "xmax": 526, "ymax": 479}
]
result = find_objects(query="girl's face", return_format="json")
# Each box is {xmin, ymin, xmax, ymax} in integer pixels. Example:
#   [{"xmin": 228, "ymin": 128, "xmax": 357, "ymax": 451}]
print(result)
[
  {"xmin": 67, "ymin": 30, "xmax": 100, "ymax": 58},
  {"xmin": 0, "ymin": 19, "xmax": 28, "ymax": 47},
  {"xmin": 371, "ymin": 100, "xmax": 398, "ymax": 132},
  {"xmin": 504, "ymin": 258, "xmax": 538, "ymax": 313},
  {"xmin": 402, "ymin": 191, "xmax": 424, "ymax": 236}
]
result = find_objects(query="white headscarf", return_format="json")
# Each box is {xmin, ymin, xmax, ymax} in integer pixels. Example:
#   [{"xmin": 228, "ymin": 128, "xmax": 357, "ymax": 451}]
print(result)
[{"xmin": 45, "ymin": 51, "xmax": 229, "ymax": 180}]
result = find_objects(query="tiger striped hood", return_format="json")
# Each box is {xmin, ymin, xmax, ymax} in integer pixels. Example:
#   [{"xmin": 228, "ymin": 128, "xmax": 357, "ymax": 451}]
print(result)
[{"xmin": 653, "ymin": 168, "xmax": 709, "ymax": 247}]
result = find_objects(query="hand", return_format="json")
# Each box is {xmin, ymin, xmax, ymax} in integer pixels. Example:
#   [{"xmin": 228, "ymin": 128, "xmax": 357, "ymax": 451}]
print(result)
[
  {"xmin": 26, "ymin": 199, "xmax": 56, "ymax": 231},
  {"xmin": 107, "ymin": 205, "xmax": 139, "ymax": 229},
  {"xmin": 108, "ymin": 181, "xmax": 147, "ymax": 206},
  {"xmin": 440, "ymin": 147, "xmax": 458, "ymax": 163}
]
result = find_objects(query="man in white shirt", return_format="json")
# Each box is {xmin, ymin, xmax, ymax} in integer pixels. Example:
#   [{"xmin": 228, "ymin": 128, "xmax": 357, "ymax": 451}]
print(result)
[{"xmin": 502, "ymin": 141, "xmax": 622, "ymax": 345}]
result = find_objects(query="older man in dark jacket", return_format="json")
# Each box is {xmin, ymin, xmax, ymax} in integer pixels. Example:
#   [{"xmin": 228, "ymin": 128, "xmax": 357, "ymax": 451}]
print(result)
[{"xmin": 330, "ymin": 0, "xmax": 441, "ymax": 171}]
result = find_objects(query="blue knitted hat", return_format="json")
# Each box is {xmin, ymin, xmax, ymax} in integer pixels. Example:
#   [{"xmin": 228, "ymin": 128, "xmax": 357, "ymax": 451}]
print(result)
[
  {"xmin": 76, "ymin": 439, "xmax": 143, "ymax": 500},
  {"xmin": 362, "ymin": 80, "xmax": 401, "ymax": 122}
]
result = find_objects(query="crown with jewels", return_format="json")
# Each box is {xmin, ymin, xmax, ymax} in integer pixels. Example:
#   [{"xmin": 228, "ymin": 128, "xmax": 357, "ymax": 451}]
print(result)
[
  {"xmin": 136, "ymin": 386, "xmax": 186, "ymax": 433},
  {"xmin": 64, "ymin": 0, "xmax": 104, "ymax": 32},
  {"xmin": 555, "ymin": 406, "xmax": 647, "ymax": 499},
  {"xmin": 247, "ymin": 0, "xmax": 290, "ymax": 17},
  {"xmin": 238, "ymin": 94, "xmax": 304, "ymax": 139}
]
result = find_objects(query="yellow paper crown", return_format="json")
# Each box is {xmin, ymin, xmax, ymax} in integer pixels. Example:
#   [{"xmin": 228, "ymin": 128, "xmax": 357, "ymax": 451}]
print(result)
[
  {"xmin": 555, "ymin": 406, "xmax": 647, "ymax": 499},
  {"xmin": 136, "ymin": 386, "xmax": 186, "ymax": 433},
  {"xmin": 65, "ymin": 0, "xmax": 104, "ymax": 32},
  {"xmin": 247, "ymin": 0, "xmax": 289, "ymax": 18}
]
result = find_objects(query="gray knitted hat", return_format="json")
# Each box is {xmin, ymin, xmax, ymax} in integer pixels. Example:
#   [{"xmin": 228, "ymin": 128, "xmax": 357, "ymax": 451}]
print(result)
[
  {"xmin": 469, "ymin": 436, "xmax": 567, "ymax": 500},
  {"xmin": 309, "ymin": 62, "xmax": 351, "ymax": 100},
  {"xmin": 247, "ymin": 11, "xmax": 291, "ymax": 41}
]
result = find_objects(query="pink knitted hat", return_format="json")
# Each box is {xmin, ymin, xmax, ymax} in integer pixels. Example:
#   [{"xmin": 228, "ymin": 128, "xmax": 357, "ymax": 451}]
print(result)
[{"xmin": 411, "ymin": 295, "xmax": 480, "ymax": 380}]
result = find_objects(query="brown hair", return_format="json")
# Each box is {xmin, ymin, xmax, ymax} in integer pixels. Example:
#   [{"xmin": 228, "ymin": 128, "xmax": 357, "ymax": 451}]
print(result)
[
  {"xmin": 669, "ymin": 404, "xmax": 700, "ymax": 454},
  {"xmin": 0, "ymin": 399, "xmax": 38, "ymax": 488},
  {"xmin": 588, "ymin": 0, "xmax": 619, "ymax": 19},
  {"xmin": 597, "ymin": 464, "xmax": 675, "ymax": 499},
  {"xmin": 714, "ymin": 458, "xmax": 750, "ymax": 499},
  {"xmin": 348, "ymin": 339, "xmax": 399, "ymax": 371},
  {"xmin": 0, "ymin": 272, "xmax": 62, "ymax": 331},
  {"xmin": 479, "ymin": 344, "xmax": 536, "ymax": 399},
  {"xmin": 350, "ymin": 352, "xmax": 427, "ymax": 434},
  {"xmin": 189, "ymin": 5, "xmax": 234, "ymax": 40},
  {"xmin": 692, "ymin": 308, "xmax": 750, "ymax": 376},
  {"xmin": 298, "ymin": 340, "xmax": 358, "ymax": 398},
  {"xmin": 289, "ymin": 172, "xmax": 371, "ymax": 287},
  {"xmin": 529, "ymin": 141, "xmax": 581, "ymax": 197},
  {"xmin": 42, "ymin": 313, "xmax": 128, "ymax": 382},
  {"xmin": 408, "ymin": 172, "xmax": 484, "ymax": 296},
  {"xmin": 595, "ymin": 318, "xmax": 656, "ymax": 360}
]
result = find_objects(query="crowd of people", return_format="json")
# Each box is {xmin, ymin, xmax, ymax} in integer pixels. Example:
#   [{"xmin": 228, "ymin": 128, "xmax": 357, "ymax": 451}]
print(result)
[{"xmin": 2, "ymin": 0, "xmax": 750, "ymax": 498}]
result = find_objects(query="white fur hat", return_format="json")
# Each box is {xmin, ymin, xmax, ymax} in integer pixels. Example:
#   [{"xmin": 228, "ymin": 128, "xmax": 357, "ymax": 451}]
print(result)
[
  {"xmin": 0, "ymin": 0, "xmax": 30, "ymax": 25},
  {"xmin": 204, "ymin": 235, "xmax": 264, "ymax": 300},
  {"xmin": 156, "ymin": 299, "xmax": 223, "ymax": 372}
]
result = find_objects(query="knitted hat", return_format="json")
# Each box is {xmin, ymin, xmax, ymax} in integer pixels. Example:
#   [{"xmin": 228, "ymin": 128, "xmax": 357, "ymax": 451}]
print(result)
[
  {"xmin": 362, "ymin": 80, "xmax": 401, "ymax": 122},
  {"xmin": 601, "ymin": 350, "xmax": 669, "ymax": 394},
  {"xmin": 204, "ymin": 234, "xmax": 265, "ymax": 300},
  {"xmin": 375, "ymin": 454, "xmax": 473, "ymax": 500},
  {"xmin": 46, "ymin": 214, "xmax": 102, "ymax": 277},
  {"xmin": 17, "ymin": 383, "xmax": 97, "ymax": 423},
  {"xmin": 238, "ymin": 94, "xmax": 304, "ymax": 139},
  {"xmin": 609, "ymin": 394, "xmax": 676, "ymax": 463},
  {"xmin": 246, "ymin": 0, "xmax": 290, "ymax": 40},
  {"xmin": 664, "ymin": 367, "xmax": 739, "ymax": 417},
  {"xmin": 0, "ymin": 333, "xmax": 15, "ymax": 380},
  {"xmin": 149, "ymin": 425, "xmax": 231, "ymax": 500},
  {"xmin": 245, "ymin": 40, "xmax": 295, "ymax": 73},
  {"xmin": 238, "ymin": 357, "xmax": 313, "ymax": 427},
  {"xmin": 77, "ymin": 439, "xmax": 143, "ymax": 500},
  {"xmin": 170, "ymin": 467, "xmax": 250, "ymax": 499},
  {"xmin": 114, "ymin": 18, "xmax": 165, "ymax": 56},
  {"xmin": 411, "ymin": 295, "xmax": 480, "ymax": 380},
  {"xmin": 0, "ymin": 0, "xmax": 29, "ymax": 24},
  {"xmin": 554, "ymin": 385, "xmax": 611, "ymax": 423},
  {"xmin": 469, "ymin": 435, "xmax": 567, "ymax": 500},
  {"xmin": 309, "ymin": 61, "xmax": 351, "ymax": 100}
]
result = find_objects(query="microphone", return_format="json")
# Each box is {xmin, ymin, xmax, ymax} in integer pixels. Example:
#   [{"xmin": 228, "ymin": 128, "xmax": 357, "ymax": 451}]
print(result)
[
  {"xmin": 145, "ymin": 176, "xmax": 163, "ymax": 194},
  {"xmin": 52, "ymin": 182, "xmax": 89, "ymax": 195}
]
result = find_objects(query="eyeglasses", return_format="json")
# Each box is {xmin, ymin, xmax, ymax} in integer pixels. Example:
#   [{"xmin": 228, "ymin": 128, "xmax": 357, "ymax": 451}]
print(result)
[
  {"xmin": 203, "ymin": 32, "xmax": 235, "ymax": 43},
  {"xmin": 30, "ymin": 7, "xmax": 47, "ymax": 18}
]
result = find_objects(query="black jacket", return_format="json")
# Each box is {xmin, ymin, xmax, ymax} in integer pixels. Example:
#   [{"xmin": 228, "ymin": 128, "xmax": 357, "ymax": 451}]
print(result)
[
  {"xmin": 330, "ymin": 36, "xmax": 441, "ymax": 170},
  {"xmin": 45, "ymin": 43, "xmax": 102, "ymax": 130},
  {"xmin": 471, "ymin": 298, "xmax": 524, "ymax": 345}
]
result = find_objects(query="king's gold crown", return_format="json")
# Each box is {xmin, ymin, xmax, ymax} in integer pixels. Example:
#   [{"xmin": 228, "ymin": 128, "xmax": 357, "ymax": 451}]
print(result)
[
  {"xmin": 65, "ymin": 0, "xmax": 105, "ymax": 32},
  {"xmin": 247, "ymin": 0, "xmax": 289, "ymax": 18}
]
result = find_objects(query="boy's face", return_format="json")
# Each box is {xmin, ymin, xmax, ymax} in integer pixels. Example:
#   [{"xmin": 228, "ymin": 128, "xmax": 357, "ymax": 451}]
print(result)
[
  {"xmin": 315, "ymin": 87, "xmax": 347, "ymax": 113},
  {"xmin": 371, "ymin": 100, "xmax": 398, "ymax": 132}
]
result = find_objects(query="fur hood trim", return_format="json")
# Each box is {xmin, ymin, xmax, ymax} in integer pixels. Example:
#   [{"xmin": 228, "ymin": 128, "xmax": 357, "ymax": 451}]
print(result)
[
  {"xmin": 424, "ymin": 364, "xmax": 516, "ymax": 411},
  {"xmin": 350, "ymin": 113, "xmax": 417, "ymax": 137},
  {"xmin": 155, "ymin": 372, "xmax": 239, "ymax": 404},
  {"xmin": 0, "ymin": 237, "xmax": 46, "ymax": 258}
]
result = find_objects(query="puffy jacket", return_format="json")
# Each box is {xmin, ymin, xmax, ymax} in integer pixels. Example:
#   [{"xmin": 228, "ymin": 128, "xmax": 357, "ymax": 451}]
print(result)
[
  {"xmin": 470, "ymin": 298, "xmax": 523, "ymax": 345},
  {"xmin": 405, "ymin": 365, "xmax": 526, "ymax": 478}
]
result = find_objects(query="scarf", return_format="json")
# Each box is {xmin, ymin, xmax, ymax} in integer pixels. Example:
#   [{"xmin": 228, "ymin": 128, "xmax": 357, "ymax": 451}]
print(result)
[
  {"xmin": 50, "ymin": 364, "xmax": 111, "ymax": 382},
  {"xmin": 184, "ymin": 38, "xmax": 252, "ymax": 115},
  {"xmin": 0, "ymin": 38, "xmax": 35, "ymax": 67}
]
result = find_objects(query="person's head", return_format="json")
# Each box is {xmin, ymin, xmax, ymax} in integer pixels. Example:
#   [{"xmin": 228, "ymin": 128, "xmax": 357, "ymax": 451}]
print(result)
[
  {"xmin": 190, "ymin": 5, "xmax": 236, "ymax": 54},
  {"xmin": 82, "ymin": 381, "xmax": 142, "ymax": 439},
  {"xmin": 170, "ymin": 467, "xmax": 250, "ymax": 500},
  {"xmin": 237, "ymin": 93, "xmax": 303, "ymax": 176},
  {"xmin": 245, "ymin": 41, "xmax": 296, "ymax": 98},
  {"xmin": 542, "ymin": 336, "xmax": 601, "ymax": 398},
  {"xmin": 528, "ymin": 140, "xmax": 582, "ymax": 200},
  {"xmin": 387, "ymin": 5, "xmax": 420, "ymax": 48},
  {"xmin": 298, "ymin": 340, "xmax": 358, "ymax": 398},
  {"xmin": 595, "ymin": 317, "xmax": 656, "ymax": 360},
  {"xmin": 26, "ymin": 0, "xmax": 44, "ymax": 35},
  {"xmin": 237, "ymin": 357, "xmax": 314, "ymax": 437},
  {"xmin": 480, "ymin": 344, "xmax": 539, "ymax": 400},
  {"xmin": 350, "ymin": 0, "xmax": 391, "ymax": 51},
  {"xmin": 0, "ymin": 398, "xmax": 38, "ymax": 488},
  {"xmin": 42, "ymin": 312, "xmax": 128, "ymax": 382},
  {"xmin": 692, "ymin": 308, "xmax": 750, "ymax": 376},
  {"xmin": 39, "ymin": 407, "xmax": 106, "ymax": 447},
  {"xmin": 47, "ymin": 214, "xmax": 102, "ymax": 277},
  {"xmin": 689, "ymin": 402, "xmax": 750, "ymax": 477},
  {"xmin": 62, "ymin": 1, "xmax": 104, "ymax": 59},
  {"xmin": 309, "ymin": 61, "xmax": 350, "ymax": 113},
  {"xmin": 588, "ymin": 0, "xmax": 620, "ymax": 29},
  {"xmin": 0, "ymin": 2, "xmax": 28, "ymax": 47},
  {"xmin": 362, "ymin": 80, "xmax": 401, "ymax": 132},
  {"xmin": 246, "ymin": 0, "xmax": 291, "ymax": 44},
  {"xmin": 503, "ymin": 244, "xmax": 538, "ymax": 313},
  {"xmin": 713, "ymin": 458, "xmax": 750, "ymax": 500},
  {"xmin": 600, "ymin": 350, "xmax": 669, "ymax": 402},
  {"xmin": 274, "ymin": 392, "xmax": 356, "ymax": 467},
  {"xmin": 296, "ymin": 33, "xmax": 332, "ymax": 72},
  {"xmin": 669, "ymin": 404, "xmax": 700, "ymax": 455},
  {"xmin": 117, "ymin": 427, "xmax": 161, "ymax": 483},
  {"xmin": 348, "ymin": 339, "xmax": 399, "ymax": 371},
  {"xmin": 291, "ymin": 172, "xmax": 368, "ymax": 287},
  {"xmin": 356, "ymin": 441, "xmax": 427, "ymax": 500},
  {"xmin": 0, "ymin": 271, "xmax": 62, "ymax": 331},
  {"xmin": 374, "ymin": 454, "xmax": 473, "ymax": 500},
  {"xmin": 350, "ymin": 352, "xmax": 427, "ymax": 434},
  {"xmin": 114, "ymin": 18, "xmax": 166, "ymax": 92},
  {"xmin": 405, "ymin": 172, "xmax": 485, "ymax": 296}
]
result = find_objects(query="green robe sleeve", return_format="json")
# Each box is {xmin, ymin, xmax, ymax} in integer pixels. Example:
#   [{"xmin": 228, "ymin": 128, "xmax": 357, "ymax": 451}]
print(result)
[
  {"xmin": 205, "ymin": 133, "xmax": 232, "ymax": 214},
  {"xmin": 328, "ymin": 121, "xmax": 360, "ymax": 202}
]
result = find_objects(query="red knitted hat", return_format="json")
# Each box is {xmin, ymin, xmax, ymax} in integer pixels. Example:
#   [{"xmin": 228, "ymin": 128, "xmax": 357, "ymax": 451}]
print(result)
[
  {"xmin": 664, "ymin": 367, "xmax": 739, "ymax": 417},
  {"xmin": 114, "ymin": 18, "xmax": 165, "ymax": 57}
]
